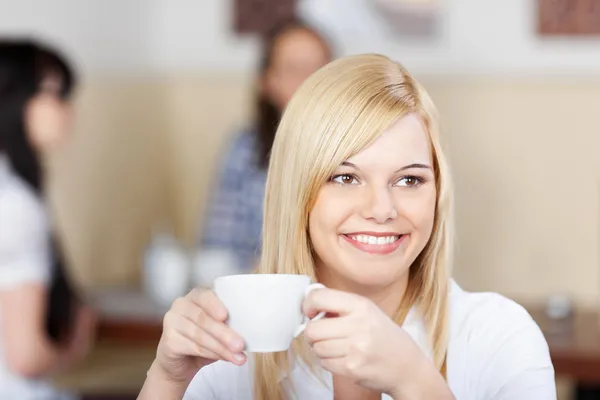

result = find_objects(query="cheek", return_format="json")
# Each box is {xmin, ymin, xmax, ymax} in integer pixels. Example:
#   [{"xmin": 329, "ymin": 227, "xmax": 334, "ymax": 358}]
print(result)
[
  {"xmin": 309, "ymin": 189, "xmax": 355, "ymax": 246},
  {"xmin": 25, "ymin": 99, "xmax": 71, "ymax": 150},
  {"xmin": 265, "ymin": 72, "xmax": 311, "ymax": 109},
  {"xmin": 275, "ymin": 81, "xmax": 297, "ymax": 108},
  {"xmin": 401, "ymin": 188, "xmax": 437, "ymax": 238}
]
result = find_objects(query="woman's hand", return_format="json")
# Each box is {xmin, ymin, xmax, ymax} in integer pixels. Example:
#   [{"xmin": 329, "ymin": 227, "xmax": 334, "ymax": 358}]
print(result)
[
  {"xmin": 153, "ymin": 288, "xmax": 246, "ymax": 384},
  {"xmin": 65, "ymin": 305, "xmax": 97, "ymax": 363},
  {"xmin": 302, "ymin": 288, "xmax": 434, "ymax": 397}
]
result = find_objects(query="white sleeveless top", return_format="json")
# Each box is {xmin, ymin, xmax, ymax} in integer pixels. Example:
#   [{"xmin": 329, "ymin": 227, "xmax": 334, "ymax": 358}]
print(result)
[{"xmin": 183, "ymin": 280, "xmax": 556, "ymax": 400}]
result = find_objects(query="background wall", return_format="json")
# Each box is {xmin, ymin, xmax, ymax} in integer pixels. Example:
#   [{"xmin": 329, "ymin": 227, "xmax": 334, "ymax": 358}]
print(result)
[
  {"xmin": 166, "ymin": 76, "xmax": 600, "ymax": 309},
  {"xmin": 0, "ymin": 1, "xmax": 599, "ymax": 310},
  {"xmin": 3, "ymin": 0, "xmax": 600, "ymax": 76},
  {"xmin": 40, "ymin": 74, "xmax": 600, "ymax": 311}
]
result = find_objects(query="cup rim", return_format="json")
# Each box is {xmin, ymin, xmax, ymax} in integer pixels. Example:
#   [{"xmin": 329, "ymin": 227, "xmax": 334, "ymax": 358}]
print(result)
[{"xmin": 213, "ymin": 273, "xmax": 311, "ymax": 284}]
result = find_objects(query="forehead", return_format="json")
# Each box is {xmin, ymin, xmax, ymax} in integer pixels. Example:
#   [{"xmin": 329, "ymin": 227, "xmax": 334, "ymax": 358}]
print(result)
[
  {"xmin": 271, "ymin": 29, "xmax": 328, "ymax": 64},
  {"xmin": 346, "ymin": 113, "xmax": 432, "ymax": 167}
]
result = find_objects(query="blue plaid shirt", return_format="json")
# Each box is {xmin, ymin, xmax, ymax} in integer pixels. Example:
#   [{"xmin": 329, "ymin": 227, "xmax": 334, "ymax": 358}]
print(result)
[{"xmin": 198, "ymin": 130, "xmax": 266, "ymax": 271}]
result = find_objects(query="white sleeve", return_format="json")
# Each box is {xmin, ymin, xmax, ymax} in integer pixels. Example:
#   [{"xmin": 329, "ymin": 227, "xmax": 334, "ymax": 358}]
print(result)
[
  {"xmin": 183, "ymin": 361, "xmax": 252, "ymax": 400},
  {"xmin": 0, "ymin": 188, "xmax": 51, "ymax": 289},
  {"xmin": 183, "ymin": 367, "xmax": 218, "ymax": 400},
  {"xmin": 470, "ymin": 295, "xmax": 556, "ymax": 400}
]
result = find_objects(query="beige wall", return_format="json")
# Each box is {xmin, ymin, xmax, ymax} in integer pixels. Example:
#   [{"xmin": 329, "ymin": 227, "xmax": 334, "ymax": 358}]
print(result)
[
  {"xmin": 428, "ymin": 77, "xmax": 600, "ymax": 307},
  {"xmin": 47, "ymin": 74, "xmax": 600, "ymax": 309},
  {"xmin": 47, "ymin": 79, "xmax": 173, "ymax": 287}
]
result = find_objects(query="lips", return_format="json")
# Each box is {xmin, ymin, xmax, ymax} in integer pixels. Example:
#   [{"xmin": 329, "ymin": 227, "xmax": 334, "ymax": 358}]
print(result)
[{"xmin": 341, "ymin": 232, "xmax": 406, "ymax": 255}]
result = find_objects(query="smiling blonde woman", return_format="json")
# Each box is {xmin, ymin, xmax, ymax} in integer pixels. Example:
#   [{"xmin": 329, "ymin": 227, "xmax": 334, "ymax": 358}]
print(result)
[{"xmin": 138, "ymin": 54, "xmax": 556, "ymax": 400}]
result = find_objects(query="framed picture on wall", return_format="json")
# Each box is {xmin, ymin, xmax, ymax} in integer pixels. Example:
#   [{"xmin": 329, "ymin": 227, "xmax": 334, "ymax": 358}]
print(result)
[
  {"xmin": 538, "ymin": 0, "xmax": 600, "ymax": 35},
  {"xmin": 233, "ymin": 0, "xmax": 297, "ymax": 35}
]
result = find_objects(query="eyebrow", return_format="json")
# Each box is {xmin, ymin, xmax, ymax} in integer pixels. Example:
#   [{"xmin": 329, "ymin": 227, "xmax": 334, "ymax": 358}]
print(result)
[{"xmin": 341, "ymin": 161, "xmax": 433, "ymax": 172}]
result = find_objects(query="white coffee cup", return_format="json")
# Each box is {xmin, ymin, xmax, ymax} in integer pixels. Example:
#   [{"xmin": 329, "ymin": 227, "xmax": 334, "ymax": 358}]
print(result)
[{"xmin": 213, "ymin": 274, "xmax": 325, "ymax": 353}]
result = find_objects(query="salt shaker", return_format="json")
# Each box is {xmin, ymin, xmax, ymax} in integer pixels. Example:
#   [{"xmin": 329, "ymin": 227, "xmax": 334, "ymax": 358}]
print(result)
[
  {"xmin": 191, "ymin": 248, "xmax": 243, "ymax": 288},
  {"xmin": 143, "ymin": 230, "xmax": 190, "ymax": 308}
]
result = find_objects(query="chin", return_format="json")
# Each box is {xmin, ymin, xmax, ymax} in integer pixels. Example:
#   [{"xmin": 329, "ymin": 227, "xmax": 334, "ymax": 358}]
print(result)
[{"xmin": 334, "ymin": 256, "xmax": 408, "ymax": 289}]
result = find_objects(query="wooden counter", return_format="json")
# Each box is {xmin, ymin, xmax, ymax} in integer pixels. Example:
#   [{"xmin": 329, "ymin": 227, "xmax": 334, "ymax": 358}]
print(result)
[{"xmin": 54, "ymin": 289, "xmax": 600, "ymax": 396}]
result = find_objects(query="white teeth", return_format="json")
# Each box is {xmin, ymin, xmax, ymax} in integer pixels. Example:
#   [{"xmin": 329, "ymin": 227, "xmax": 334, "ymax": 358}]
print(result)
[{"xmin": 350, "ymin": 235, "xmax": 399, "ymax": 244}]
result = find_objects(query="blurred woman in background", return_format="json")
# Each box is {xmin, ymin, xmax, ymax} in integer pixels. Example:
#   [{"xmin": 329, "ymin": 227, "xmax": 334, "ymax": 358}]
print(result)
[
  {"xmin": 197, "ymin": 20, "xmax": 332, "ymax": 273},
  {"xmin": 0, "ymin": 40, "xmax": 96, "ymax": 399}
]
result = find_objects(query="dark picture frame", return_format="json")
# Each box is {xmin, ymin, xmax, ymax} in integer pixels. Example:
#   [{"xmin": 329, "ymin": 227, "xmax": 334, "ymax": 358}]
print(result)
[
  {"xmin": 538, "ymin": 0, "xmax": 600, "ymax": 35},
  {"xmin": 233, "ymin": 0, "xmax": 298, "ymax": 35}
]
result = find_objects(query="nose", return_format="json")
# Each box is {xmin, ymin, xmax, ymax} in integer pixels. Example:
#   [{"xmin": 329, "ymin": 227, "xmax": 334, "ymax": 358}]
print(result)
[{"xmin": 361, "ymin": 186, "xmax": 398, "ymax": 224}]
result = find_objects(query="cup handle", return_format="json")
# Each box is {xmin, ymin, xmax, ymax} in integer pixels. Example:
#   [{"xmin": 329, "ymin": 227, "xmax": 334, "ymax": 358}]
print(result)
[{"xmin": 293, "ymin": 283, "xmax": 326, "ymax": 338}]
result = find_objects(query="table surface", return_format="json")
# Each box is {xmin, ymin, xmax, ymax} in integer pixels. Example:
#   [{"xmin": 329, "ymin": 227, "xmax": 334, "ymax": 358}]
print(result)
[
  {"xmin": 528, "ymin": 307, "xmax": 600, "ymax": 384},
  {"xmin": 92, "ymin": 289, "xmax": 600, "ymax": 384}
]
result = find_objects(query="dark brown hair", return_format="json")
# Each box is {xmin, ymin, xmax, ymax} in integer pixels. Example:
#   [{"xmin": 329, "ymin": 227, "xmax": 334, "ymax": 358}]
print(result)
[
  {"xmin": 0, "ymin": 38, "xmax": 79, "ymax": 343},
  {"xmin": 255, "ymin": 19, "xmax": 331, "ymax": 169}
]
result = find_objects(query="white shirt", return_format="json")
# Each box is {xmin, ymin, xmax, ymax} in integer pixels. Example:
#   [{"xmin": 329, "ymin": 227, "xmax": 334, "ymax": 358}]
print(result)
[
  {"xmin": 183, "ymin": 281, "xmax": 556, "ymax": 400},
  {"xmin": 0, "ymin": 154, "xmax": 76, "ymax": 399}
]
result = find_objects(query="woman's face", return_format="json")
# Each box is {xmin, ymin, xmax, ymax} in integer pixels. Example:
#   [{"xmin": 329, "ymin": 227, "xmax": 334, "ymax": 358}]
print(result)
[
  {"xmin": 25, "ymin": 72, "xmax": 73, "ymax": 152},
  {"xmin": 262, "ymin": 28, "xmax": 330, "ymax": 111},
  {"xmin": 308, "ymin": 114, "xmax": 437, "ymax": 292}
]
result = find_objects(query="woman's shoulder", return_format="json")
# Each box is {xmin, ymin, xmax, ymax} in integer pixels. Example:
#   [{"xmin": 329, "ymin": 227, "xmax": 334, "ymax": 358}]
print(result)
[
  {"xmin": 448, "ymin": 280, "xmax": 538, "ymax": 335},
  {"xmin": 447, "ymin": 281, "xmax": 555, "ymax": 398},
  {"xmin": 0, "ymin": 172, "xmax": 52, "ymax": 285},
  {"xmin": 229, "ymin": 128, "xmax": 258, "ymax": 150},
  {"xmin": 219, "ymin": 129, "xmax": 259, "ymax": 168},
  {"xmin": 184, "ymin": 360, "xmax": 252, "ymax": 400},
  {"xmin": 0, "ymin": 173, "xmax": 47, "ymax": 230}
]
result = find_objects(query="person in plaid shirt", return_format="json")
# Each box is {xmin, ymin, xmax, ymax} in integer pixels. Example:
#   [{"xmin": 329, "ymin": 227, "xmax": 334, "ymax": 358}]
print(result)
[
  {"xmin": 199, "ymin": 130, "xmax": 267, "ymax": 271},
  {"xmin": 198, "ymin": 20, "xmax": 332, "ymax": 271}
]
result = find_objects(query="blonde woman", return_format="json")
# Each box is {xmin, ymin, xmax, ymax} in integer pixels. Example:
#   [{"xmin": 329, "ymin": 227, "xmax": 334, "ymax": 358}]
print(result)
[{"xmin": 138, "ymin": 54, "xmax": 555, "ymax": 399}]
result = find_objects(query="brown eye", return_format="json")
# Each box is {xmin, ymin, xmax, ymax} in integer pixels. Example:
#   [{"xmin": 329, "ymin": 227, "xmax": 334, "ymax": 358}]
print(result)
[
  {"xmin": 341, "ymin": 175, "xmax": 354, "ymax": 184},
  {"xmin": 332, "ymin": 174, "xmax": 358, "ymax": 185},
  {"xmin": 395, "ymin": 176, "xmax": 423, "ymax": 187}
]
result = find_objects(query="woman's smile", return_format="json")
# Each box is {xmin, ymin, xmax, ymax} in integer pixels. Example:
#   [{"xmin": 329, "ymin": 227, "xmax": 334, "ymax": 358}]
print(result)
[{"xmin": 340, "ymin": 232, "xmax": 407, "ymax": 255}]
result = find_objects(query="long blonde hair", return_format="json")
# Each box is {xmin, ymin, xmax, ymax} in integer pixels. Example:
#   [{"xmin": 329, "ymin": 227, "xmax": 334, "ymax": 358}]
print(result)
[{"xmin": 254, "ymin": 54, "xmax": 454, "ymax": 399}]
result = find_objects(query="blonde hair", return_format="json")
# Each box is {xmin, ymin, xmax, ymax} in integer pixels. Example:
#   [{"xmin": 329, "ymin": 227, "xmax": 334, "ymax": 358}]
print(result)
[{"xmin": 254, "ymin": 54, "xmax": 454, "ymax": 399}]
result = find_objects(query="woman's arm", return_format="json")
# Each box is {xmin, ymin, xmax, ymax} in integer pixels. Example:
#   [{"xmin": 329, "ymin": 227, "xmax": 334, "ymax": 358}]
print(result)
[
  {"xmin": 58, "ymin": 303, "xmax": 97, "ymax": 369},
  {"xmin": 389, "ymin": 352, "xmax": 454, "ymax": 400},
  {"xmin": 0, "ymin": 189, "xmax": 96, "ymax": 378},
  {"xmin": 1, "ymin": 284, "xmax": 62, "ymax": 377},
  {"xmin": 138, "ymin": 360, "xmax": 191, "ymax": 400},
  {"xmin": 0, "ymin": 284, "xmax": 96, "ymax": 378}
]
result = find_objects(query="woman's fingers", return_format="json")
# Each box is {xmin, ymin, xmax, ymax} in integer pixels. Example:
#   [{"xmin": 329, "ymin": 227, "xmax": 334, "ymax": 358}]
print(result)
[
  {"xmin": 172, "ymin": 291, "xmax": 245, "ymax": 352},
  {"xmin": 312, "ymin": 338, "xmax": 349, "ymax": 359},
  {"xmin": 163, "ymin": 290, "xmax": 246, "ymax": 366},
  {"xmin": 185, "ymin": 301, "xmax": 244, "ymax": 352},
  {"xmin": 190, "ymin": 288, "xmax": 228, "ymax": 321},
  {"xmin": 170, "ymin": 329, "xmax": 222, "ymax": 361},
  {"xmin": 303, "ymin": 315, "xmax": 354, "ymax": 344},
  {"xmin": 302, "ymin": 288, "xmax": 360, "ymax": 318},
  {"xmin": 167, "ymin": 310, "xmax": 245, "ymax": 365}
]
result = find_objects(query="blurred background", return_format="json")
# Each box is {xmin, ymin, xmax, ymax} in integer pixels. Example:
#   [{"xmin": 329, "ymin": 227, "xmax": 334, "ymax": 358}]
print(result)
[{"xmin": 0, "ymin": 0, "xmax": 599, "ymax": 399}]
